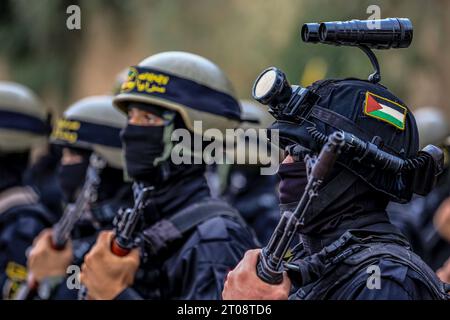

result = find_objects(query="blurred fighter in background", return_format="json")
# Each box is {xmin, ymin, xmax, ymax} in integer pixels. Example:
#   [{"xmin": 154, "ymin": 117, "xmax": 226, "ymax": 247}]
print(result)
[
  {"xmin": 0, "ymin": 82, "xmax": 58, "ymax": 300},
  {"xmin": 26, "ymin": 96, "xmax": 132, "ymax": 299},
  {"xmin": 388, "ymin": 106, "xmax": 450, "ymax": 273},
  {"xmin": 218, "ymin": 100, "xmax": 280, "ymax": 244},
  {"xmin": 79, "ymin": 52, "xmax": 257, "ymax": 300}
]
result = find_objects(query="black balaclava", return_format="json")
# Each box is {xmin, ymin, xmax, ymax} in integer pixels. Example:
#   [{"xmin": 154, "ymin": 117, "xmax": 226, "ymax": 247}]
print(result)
[
  {"xmin": 0, "ymin": 152, "xmax": 30, "ymax": 192},
  {"xmin": 120, "ymin": 103, "xmax": 177, "ymax": 187},
  {"xmin": 277, "ymin": 157, "xmax": 391, "ymax": 254},
  {"xmin": 57, "ymin": 148, "xmax": 91, "ymax": 203},
  {"xmin": 277, "ymin": 161, "xmax": 308, "ymax": 205},
  {"xmin": 120, "ymin": 103, "xmax": 211, "ymax": 224}
]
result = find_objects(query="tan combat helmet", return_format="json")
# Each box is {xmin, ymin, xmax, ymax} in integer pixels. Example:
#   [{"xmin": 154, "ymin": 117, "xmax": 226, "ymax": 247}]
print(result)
[
  {"xmin": 51, "ymin": 95, "xmax": 126, "ymax": 169},
  {"xmin": 112, "ymin": 68, "xmax": 129, "ymax": 95},
  {"xmin": 113, "ymin": 51, "xmax": 241, "ymax": 138},
  {"xmin": 0, "ymin": 81, "xmax": 48, "ymax": 153}
]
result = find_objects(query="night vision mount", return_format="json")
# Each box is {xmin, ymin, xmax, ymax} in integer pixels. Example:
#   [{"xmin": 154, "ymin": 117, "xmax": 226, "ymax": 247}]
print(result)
[
  {"xmin": 252, "ymin": 17, "xmax": 443, "ymax": 197},
  {"xmin": 252, "ymin": 18, "xmax": 414, "ymax": 122},
  {"xmin": 301, "ymin": 18, "xmax": 413, "ymax": 83}
]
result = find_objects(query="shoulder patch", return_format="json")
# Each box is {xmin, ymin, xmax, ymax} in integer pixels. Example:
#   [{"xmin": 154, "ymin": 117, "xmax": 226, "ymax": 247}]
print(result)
[{"xmin": 363, "ymin": 91, "xmax": 407, "ymax": 130}]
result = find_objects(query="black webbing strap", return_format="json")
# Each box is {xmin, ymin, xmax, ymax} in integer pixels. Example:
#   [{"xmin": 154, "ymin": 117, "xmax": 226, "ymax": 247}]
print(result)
[
  {"xmin": 310, "ymin": 105, "xmax": 398, "ymax": 155},
  {"xmin": 170, "ymin": 199, "xmax": 244, "ymax": 232},
  {"xmin": 142, "ymin": 199, "xmax": 245, "ymax": 256}
]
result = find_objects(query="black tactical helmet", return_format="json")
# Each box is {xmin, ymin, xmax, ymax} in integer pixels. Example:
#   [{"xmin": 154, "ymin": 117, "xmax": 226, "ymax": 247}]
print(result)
[
  {"xmin": 269, "ymin": 77, "xmax": 437, "ymax": 203},
  {"xmin": 252, "ymin": 17, "xmax": 444, "ymax": 205}
]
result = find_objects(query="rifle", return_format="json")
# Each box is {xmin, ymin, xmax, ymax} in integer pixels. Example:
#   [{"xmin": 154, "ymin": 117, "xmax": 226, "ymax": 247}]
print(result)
[
  {"xmin": 256, "ymin": 131, "xmax": 345, "ymax": 284},
  {"xmin": 14, "ymin": 153, "xmax": 107, "ymax": 300},
  {"xmin": 52, "ymin": 154, "xmax": 107, "ymax": 248},
  {"xmin": 78, "ymin": 183, "xmax": 152, "ymax": 299}
]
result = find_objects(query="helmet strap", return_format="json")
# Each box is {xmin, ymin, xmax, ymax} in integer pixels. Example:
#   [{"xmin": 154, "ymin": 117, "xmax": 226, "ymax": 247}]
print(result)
[{"xmin": 153, "ymin": 112, "xmax": 176, "ymax": 167}]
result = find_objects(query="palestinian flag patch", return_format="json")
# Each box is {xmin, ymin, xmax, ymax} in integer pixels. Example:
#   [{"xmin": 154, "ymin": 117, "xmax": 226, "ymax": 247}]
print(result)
[{"xmin": 364, "ymin": 91, "xmax": 407, "ymax": 130}]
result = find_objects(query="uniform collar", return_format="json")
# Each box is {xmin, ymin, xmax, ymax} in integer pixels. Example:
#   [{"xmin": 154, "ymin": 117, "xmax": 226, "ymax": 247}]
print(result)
[{"xmin": 141, "ymin": 166, "xmax": 210, "ymax": 226}]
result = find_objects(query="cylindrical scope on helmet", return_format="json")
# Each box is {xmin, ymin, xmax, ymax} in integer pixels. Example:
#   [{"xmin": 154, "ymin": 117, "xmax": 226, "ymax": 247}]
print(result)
[
  {"xmin": 302, "ymin": 18, "xmax": 413, "ymax": 49},
  {"xmin": 301, "ymin": 23, "xmax": 320, "ymax": 43}
]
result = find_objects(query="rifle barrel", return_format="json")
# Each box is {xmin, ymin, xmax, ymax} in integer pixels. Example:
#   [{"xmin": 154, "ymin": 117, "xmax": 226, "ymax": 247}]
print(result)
[{"xmin": 256, "ymin": 131, "xmax": 345, "ymax": 284}]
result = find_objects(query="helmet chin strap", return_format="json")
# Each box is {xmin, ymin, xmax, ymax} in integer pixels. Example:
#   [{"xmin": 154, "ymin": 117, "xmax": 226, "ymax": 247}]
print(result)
[
  {"xmin": 153, "ymin": 112, "xmax": 176, "ymax": 167},
  {"xmin": 150, "ymin": 112, "xmax": 177, "ymax": 186}
]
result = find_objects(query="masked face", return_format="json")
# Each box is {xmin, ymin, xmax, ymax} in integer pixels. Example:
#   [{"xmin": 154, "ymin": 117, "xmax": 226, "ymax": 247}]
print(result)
[
  {"xmin": 277, "ymin": 155, "xmax": 308, "ymax": 205},
  {"xmin": 57, "ymin": 148, "xmax": 91, "ymax": 203},
  {"xmin": 120, "ymin": 104, "xmax": 175, "ymax": 185}
]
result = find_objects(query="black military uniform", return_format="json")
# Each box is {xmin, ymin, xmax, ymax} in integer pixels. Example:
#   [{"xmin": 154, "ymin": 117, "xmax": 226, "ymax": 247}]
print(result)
[
  {"xmin": 286, "ymin": 216, "xmax": 445, "ymax": 299},
  {"xmin": 117, "ymin": 165, "xmax": 255, "ymax": 299},
  {"xmin": 0, "ymin": 178, "xmax": 58, "ymax": 299},
  {"xmin": 264, "ymin": 76, "xmax": 450, "ymax": 299},
  {"xmin": 112, "ymin": 51, "xmax": 258, "ymax": 299},
  {"xmin": 38, "ymin": 95, "xmax": 132, "ymax": 300}
]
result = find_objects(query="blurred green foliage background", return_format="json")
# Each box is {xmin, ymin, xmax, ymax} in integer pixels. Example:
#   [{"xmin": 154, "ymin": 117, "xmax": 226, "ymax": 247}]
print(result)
[{"xmin": 0, "ymin": 0, "xmax": 448, "ymax": 117}]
